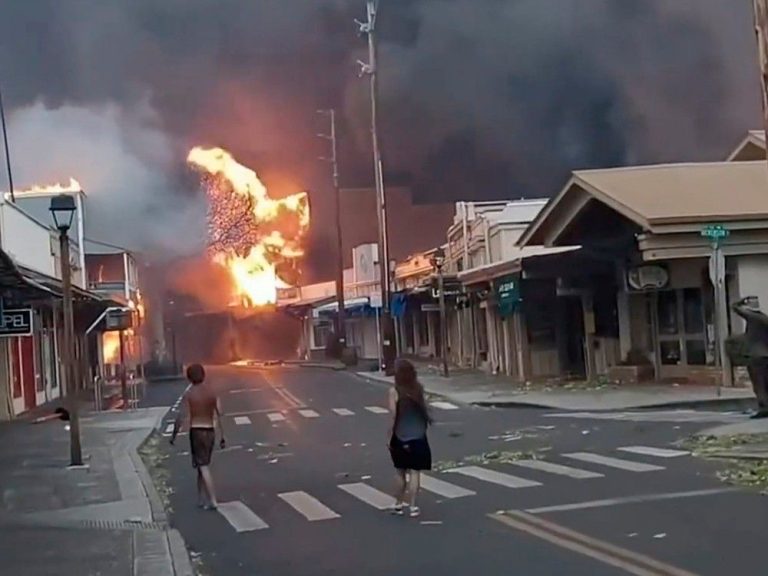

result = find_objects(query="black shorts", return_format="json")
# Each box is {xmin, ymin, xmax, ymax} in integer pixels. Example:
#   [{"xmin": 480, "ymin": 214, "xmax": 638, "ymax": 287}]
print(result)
[
  {"xmin": 389, "ymin": 435, "xmax": 432, "ymax": 471},
  {"xmin": 189, "ymin": 427, "xmax": 215, "ymax": 468}
]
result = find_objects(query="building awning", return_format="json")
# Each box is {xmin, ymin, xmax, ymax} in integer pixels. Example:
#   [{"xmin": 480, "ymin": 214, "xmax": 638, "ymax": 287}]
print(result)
[
  {"xmin": 314, "ymin": 297, "xmax": 370, "ymax": 317},
  {"xmin": 459, "ymin": 246, "xmax": 579, "ymax": 286}
]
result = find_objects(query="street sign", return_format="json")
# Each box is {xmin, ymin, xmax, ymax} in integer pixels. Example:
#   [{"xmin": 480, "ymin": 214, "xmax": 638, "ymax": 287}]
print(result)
[
  {"xmin": 701, "ymin": 224, "xmax": 730, "ymax": 244},
  {"xmin": 0, "ymin": 308, "xmax": 33, "ymax": 337},
  {"xmin": 494, "ymin": 274, "xmax": 521, "ymax": 318},
  {"xmin": 105, "ymin": 309, "xmax": 133, "ymax": 331}
]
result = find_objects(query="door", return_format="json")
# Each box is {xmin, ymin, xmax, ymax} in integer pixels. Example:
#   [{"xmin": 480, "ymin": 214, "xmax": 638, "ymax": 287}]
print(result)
[
  {"xmin": 562, "ymin": 297, "xmax": 586, "ymax": 378},
  {"xmin": 20, "ymin": 336, "xmax": 36, "ymax": 410}
]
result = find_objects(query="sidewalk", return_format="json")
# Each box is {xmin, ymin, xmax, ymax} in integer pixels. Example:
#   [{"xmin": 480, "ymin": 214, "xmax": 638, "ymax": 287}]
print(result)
[
  {"xmin": 0, "ymin": 406, "xmax": 192, "ymax": 576},
  {"xmin": 357, "ymin": 367, "xmax": 756, "ymax": 411}
]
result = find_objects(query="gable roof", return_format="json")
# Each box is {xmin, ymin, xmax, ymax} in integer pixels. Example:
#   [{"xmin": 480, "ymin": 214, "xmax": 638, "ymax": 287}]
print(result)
[
  {"xmin": 728, "ymin": 131, "xmax": 766, "ymax": 162},
  {"xmin": 520, "ymin": 161, "xmax": 768, "ymax": 247}
]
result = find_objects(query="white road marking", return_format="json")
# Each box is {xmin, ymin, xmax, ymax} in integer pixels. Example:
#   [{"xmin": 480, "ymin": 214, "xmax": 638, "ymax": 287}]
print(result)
[
  {"xmin": 447, "ymin": 466, "xmax": 541, "ymax": 488},
  {"xmin": 298, "ymin": 409, "xmax": 319, "ymax": 418},
  {"xmin": 564, "ymin": 452, "xmax": 664, "ymax": 472},
  {"xmin": 525, "ymin": 487, "xmax": 738, "ymax": 514},
  {"xmin": 430, "ymin": 401, "xmax": 459, "ymax": 410},
  {"xmin": 617, "ymin": 446, "xmax": 690, "ymax": 458},
  {"xmin": 421, "ymin": 474, "xmax": 476, "ymax": 498},
  {"xmin": 332, "ymin": 408, "xmax": 355, "ymax": 416},
  {"xmin": 229, "ymin": 388, "xmax": 267, "ymax": 394},
  {"xmin": 365, "ymin": 406, "xmax": 389, "ymax": 414},
  {"xmin": 267, "ymin": 413, "xmax": 286, "ymax": 422},
  {"xmin": 278, "ymin": 491, "xmax": 340, "ymax": 521},
  {"xmin": 164, "ymin": 423, "xmax": 174, "ymax": 434},
  {"xmin": 233, "ymin": 416, "xmax": 251, "ymax": 425},
  {"xmin": 338, "ymin": 483, "xmax": 396, "ymax": 510},
  {"xmin": 217, "ymin": 501, "xmax": 269, "ymax": 532},
  {"xmin": 512, "ymin": 459, "xmax": 604, "ymax": 479}
]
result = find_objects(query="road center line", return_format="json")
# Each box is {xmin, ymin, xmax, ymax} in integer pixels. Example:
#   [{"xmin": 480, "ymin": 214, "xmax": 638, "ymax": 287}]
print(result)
[
  {"xmin": 493, "ymin": 510, "xmax": 699, "ymax": 576},
  {"xmin": 332, "ymin": 408, "xmax": 354, "ymax": 416},
  {"xmin": 525, "ymin": 487, "xmax": 738, "ymax": 515}
]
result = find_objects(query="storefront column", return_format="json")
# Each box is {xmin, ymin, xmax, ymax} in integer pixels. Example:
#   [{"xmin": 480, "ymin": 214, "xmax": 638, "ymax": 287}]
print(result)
[
  {"xmin": 514, "ymin": 309, "xmax": 531, "ymax": 381},
  {"xmin": 616, "ymin": 287, "xmax": 632, "ymax": 362},
  {"xmin": 582, "ymin": 293, "xmax": 597, "ymax": 380}
]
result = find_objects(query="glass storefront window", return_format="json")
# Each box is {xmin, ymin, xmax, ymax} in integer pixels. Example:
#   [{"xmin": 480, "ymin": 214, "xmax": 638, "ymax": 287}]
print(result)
[
  {"xmin": 657, "ymin": 291, "xmax": 678, "ymax": 335},
  {"xmin": 683, "ymin": 288, "xmax": 704, "ymax": 333}
]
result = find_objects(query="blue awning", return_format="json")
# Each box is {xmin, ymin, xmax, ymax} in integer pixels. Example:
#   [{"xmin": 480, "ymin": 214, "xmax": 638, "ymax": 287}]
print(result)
[{"xmin": 390, "ymin": 292, "xmax": 408, "ymax": 318}]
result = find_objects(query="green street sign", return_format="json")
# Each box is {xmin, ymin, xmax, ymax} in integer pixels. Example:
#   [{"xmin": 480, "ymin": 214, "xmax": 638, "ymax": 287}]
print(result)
[
  {"xmin": 701, "ymin": 224, "xmax": 730, "ymax": 240},
  {"xmin": 494, "ymin": 274, "xmax": 521, "ymax": 319}
]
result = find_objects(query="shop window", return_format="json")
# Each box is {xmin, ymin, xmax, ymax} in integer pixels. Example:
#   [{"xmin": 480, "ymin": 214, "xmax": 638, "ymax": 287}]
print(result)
[
  {"xmin": 657, "ymin": 291, "xmax": 679, "ymax": 335},
  {"xmin": 656, "ymin": 288, "xmax": 708, "ymax": 366},
  {"xmin": 312, "ymin": 321, "xmax": 333, "ymax": 348},
  {"xmin": 418, "ymin": 313, "xmax": 430, "ymax": 347}
]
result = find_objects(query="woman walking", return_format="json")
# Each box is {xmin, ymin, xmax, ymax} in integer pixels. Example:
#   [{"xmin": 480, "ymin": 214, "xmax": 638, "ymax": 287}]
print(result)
[{"xmin": 388, "ymin": 359, "xmax": 433, "ymax": 517}]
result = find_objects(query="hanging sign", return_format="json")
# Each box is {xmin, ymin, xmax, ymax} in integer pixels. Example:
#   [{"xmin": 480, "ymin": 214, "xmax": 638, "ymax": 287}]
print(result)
[{"xmin": 0, "ymin": 308, "xmax": 33, "ymax": 337}]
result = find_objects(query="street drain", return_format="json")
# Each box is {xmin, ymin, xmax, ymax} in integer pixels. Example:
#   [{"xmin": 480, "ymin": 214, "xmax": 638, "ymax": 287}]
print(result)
[{"xmin": 77, "ymin": 519, "xmax": 166, "ymax": 531}]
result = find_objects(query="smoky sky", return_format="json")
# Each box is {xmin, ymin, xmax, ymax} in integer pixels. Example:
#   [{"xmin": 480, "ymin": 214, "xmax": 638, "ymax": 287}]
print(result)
[{"xmin": 0, "ymin": 0, "xmax": 761, "ymax": 277}]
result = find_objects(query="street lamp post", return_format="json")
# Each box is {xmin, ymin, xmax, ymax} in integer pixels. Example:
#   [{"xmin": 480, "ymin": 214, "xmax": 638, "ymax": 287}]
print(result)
[
  {"xmin": 430, "ymin": 247, "xmax": 449, "ymax": 378},
  {"xmin": 50, "ymin": 193, "xmax": 83, "ymax": 466}
]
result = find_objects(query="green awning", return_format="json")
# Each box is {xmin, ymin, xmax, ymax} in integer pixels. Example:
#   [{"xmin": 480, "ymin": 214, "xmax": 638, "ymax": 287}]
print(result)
[{"xmin": 494, "ymin": 273, "xmax": 521, "ymax": 318}]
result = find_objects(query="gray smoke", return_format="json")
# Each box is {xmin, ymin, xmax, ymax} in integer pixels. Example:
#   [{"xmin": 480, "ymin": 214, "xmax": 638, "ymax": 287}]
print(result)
[{"xmin": 0, "ymin": 0, "xmax": 761, "ymax": 263}]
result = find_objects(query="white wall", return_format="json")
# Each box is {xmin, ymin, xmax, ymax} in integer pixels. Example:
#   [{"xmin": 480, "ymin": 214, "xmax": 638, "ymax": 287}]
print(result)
[
  {"xmin": 0, "ymin": 201, "xmax": 57, "ymax": 277},
  {"xmin": 735, "ymin": 255, "xmax": 768, "ymax": 328}
]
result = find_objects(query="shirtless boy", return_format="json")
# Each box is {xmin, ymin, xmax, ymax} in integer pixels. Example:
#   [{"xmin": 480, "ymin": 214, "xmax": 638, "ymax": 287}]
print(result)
[{"xmin": 171, "ymin": 364, "xmax": 226, "ymax": 509}]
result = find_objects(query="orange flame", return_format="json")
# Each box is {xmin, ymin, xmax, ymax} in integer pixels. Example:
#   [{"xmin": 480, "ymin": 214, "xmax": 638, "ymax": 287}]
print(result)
[
  {"xmin": 187, "ymin": 147, "xmax": 309, "ymax": 307},
  {"xmin": 102, "ymin": 332, "xmax": 120, "ymax": 364},
  {"xmin": 16, "ymin": 177, "xmax": 83, "ymax": 194}
]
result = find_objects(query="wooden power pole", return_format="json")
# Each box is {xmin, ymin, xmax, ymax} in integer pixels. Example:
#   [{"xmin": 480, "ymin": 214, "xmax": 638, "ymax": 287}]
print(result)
[{"xmin": 753, "ymin": 0, "xmax": 768, "ymax": 154}]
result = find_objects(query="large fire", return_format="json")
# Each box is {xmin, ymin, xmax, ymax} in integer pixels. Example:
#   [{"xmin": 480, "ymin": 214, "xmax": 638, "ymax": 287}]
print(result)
[
  {"xmin": 16, "ymin": 177, "xmax": 83, "ymax": 194},
  {"xmin": 187, "ymin": 147, "xmax": 309, "ymax": 307}
]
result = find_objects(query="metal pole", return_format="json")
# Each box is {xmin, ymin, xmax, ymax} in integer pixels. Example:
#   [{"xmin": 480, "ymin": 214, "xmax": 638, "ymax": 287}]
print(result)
[
  {"xmin": 60, "ymin": 230, "xmax": 83, "ymax": 466},
  {"xmin": 0, "ymin": 85, "xmax": 14, "ymax": 202},
  {"xmin": 119, "ymin": 329, "xmax": 127, "ymax": 409},
  {"xmin": 752, "ymin": 0, "xmax": 768, "ymax": 159},
  {"xmin": 438, "ymin": 269, "xmax": 449, "ymax": 377}
]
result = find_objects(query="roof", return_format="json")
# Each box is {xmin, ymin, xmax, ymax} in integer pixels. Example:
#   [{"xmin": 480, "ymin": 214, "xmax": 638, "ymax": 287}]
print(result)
[
  {"xmin": 520, "ymin": 161, "xmax": 768, "ymax": 246},
  {"xmin": 728, "ymin": 131, "xmax": 766, "ymax": 162}
]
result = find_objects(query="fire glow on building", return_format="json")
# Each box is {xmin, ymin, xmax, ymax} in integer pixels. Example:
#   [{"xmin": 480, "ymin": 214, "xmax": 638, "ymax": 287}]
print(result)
[{"xmin": 187, "ymin": 147, "xmax": 310, "ymax": 307}]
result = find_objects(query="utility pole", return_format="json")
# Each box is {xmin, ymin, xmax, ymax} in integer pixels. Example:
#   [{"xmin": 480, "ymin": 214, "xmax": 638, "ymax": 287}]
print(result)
[
  {"xmin": 753, "ymin": 0, "xmax": 768, "ymax": 156},
  {"xmin": 358, "ymin": 0, "xmax": 396, "ymax": 372},
  {"xmin": 317, "ymin": 109, "xmax": 346, "ymax": 346},
  {"xmin": 0, "ymin": 83, "xmax": 14, "ymax": 202}
]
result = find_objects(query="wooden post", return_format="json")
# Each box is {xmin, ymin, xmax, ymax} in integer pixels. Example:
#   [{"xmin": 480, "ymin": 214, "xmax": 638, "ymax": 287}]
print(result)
[{"xmin": 753, "ymin": 0, "xmax": 768, "ymax": 152}]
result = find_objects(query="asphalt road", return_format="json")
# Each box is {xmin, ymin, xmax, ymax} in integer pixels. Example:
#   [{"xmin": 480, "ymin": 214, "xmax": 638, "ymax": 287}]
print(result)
[{"xmin": 152, "ymin": 366, "xmax": 768, "ymax": 576}]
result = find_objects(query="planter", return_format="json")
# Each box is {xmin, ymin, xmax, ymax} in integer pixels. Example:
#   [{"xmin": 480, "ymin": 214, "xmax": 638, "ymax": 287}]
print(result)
[{"xmin": 607, "ymin": 364, "xmax": 654, "ymax": 385}]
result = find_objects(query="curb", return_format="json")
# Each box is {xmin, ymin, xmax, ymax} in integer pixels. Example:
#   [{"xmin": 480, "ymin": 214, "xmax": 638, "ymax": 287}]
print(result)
[
  {"xmin": 133, "ymin": 403, "xmax": 193, "ymax": 575},
  {"xmin": 291, "ymin": 363, "xmax": 347, "ymax": 371},
  {"xmin": 472, "ymin": 397, "xmax": 757, "ymax": 412}
]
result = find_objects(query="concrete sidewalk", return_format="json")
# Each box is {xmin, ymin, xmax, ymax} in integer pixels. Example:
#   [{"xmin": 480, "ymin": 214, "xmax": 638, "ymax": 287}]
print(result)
[
  {"xmin": 0, "ymin": 407, "xmax": 193, "ymax": 576},
  {"xmin": 357, "ymin": 369, "xmax": 756, "ymax": 411}
]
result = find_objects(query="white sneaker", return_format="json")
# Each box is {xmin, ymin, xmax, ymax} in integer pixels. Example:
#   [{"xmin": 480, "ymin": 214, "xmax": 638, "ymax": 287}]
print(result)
[
  {"xmin": 409, "ymin": 506, "xmax": 421, "ymax": 518},
  {"xmin": 390, "ymin": 503, "xmax": 405, "ymax": 515}
]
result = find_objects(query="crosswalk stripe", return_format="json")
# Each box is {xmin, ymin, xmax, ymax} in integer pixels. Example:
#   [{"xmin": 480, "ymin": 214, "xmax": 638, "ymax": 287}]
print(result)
[
  {"xmin": 333, "ymin": 408, "xmax": 355, "ymax": 416},
  {"xmin": 447, "ymin": 466, "xmax": 541, "ymax": 488},
  {"xmin": 278, "ymin": 491, "xmax": 340, "ymax": 521},
  {"xmin": 421, "ymin": 474, "xmax": 476, "ymax": 498},
  {"xmin": 430, "ymin": 401, "xmax": 459, "ymax": 410},
  {"xmin": 217, "ymin": 501, "xmax": 269, "ymax": 532},
  {"xmin": 512, "ymin": 459, "xmax": 604, "ymax": 479},
  {"xmin": 233, "ymin": 416, "xmax": 251, "ymax": 425},
  {"xmin": 564, "ymin": 452, "xmax": 664, "ymax": 472},
  {"xmin": 298, "ymin": 409, "xmax": 319, "ymax": 418},
  {"xmin": 617, "ymin": 446, "xmax": 690, "ymax": 458},
  {"xmin": 339, "ymin": 483, "xmax": 396, "ymax": 510},
  {"xmin": 267, "ymin": 413, "xmax": 286, "ymax": 422},
  {"xmin": 365, "ymin": 406, "xmax": 389, "ymax": 414}
]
